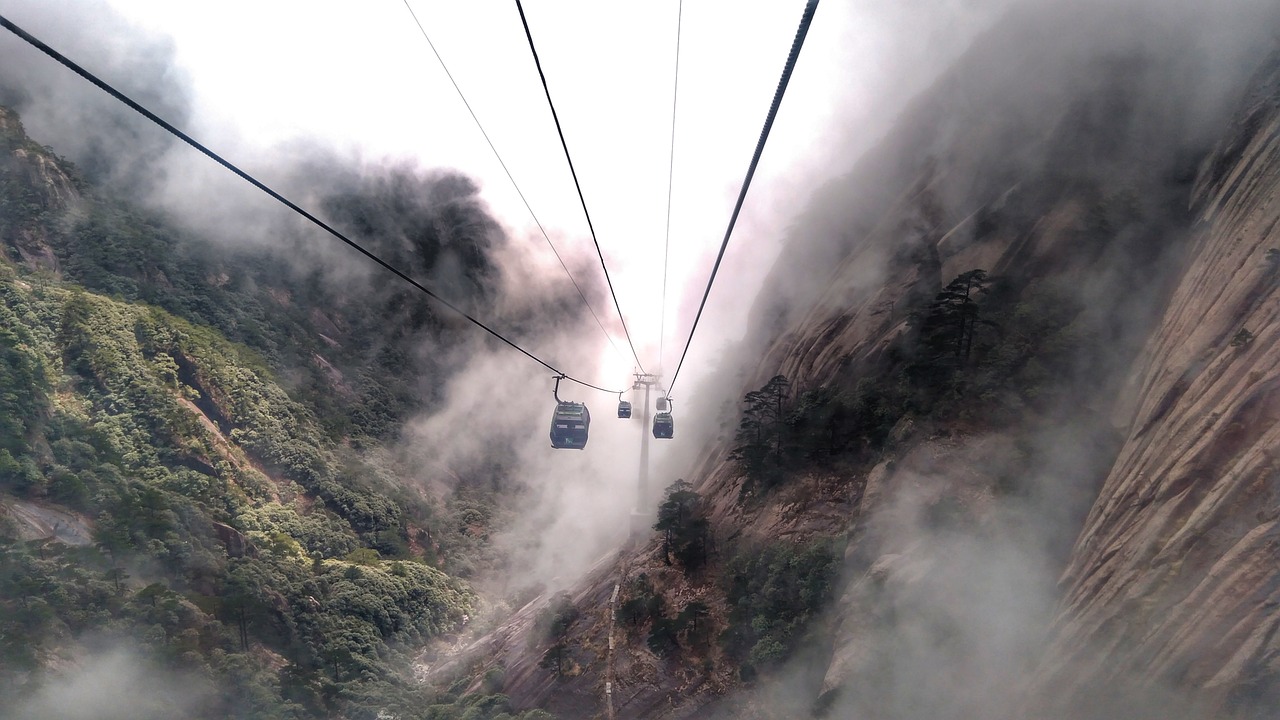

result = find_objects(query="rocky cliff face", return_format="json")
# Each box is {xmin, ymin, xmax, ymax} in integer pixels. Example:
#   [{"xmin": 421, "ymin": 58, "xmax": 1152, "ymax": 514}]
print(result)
[
  {"xmin": 1031, "ymin": 55, "xmax": 1280, "ymax": 716},
  {"xmin": 771, "ymin": 51, "xmax": 1280, "ymax": 720},
  {"xmin": 0, "ymin": 105, "xmax": 81, "ymax": 270},
  {"xmin": 752, "ymin": 31, "xmax": 1280, "ymax": 720},
  {"xmin": 441, "ymin": 4, "xmax": 1280, "ymax": 719}
]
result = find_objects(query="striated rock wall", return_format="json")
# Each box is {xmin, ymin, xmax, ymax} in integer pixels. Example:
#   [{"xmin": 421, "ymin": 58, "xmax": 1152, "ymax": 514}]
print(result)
[
  {"xmin": 687, "ymin": 14, "xmax": 1280, "ymax": 720},
  {"xmin": 1033, "ymin": 57, "xmax": 1280, "ymax": 712}
]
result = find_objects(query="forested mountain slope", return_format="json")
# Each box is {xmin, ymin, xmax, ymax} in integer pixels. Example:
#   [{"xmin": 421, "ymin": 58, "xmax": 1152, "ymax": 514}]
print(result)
[{"xmin": 0, "ymin": 104, "xmax": 559, "ymax": 720}]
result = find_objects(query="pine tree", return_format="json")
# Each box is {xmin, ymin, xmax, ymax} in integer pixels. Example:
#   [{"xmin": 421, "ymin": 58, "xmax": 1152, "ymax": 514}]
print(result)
[
  {"xmin": 920, "ymin": 269, "xmax": 990, "ymax": 364},
  {"xmin": 653, "ymin": 480, "xmax": 709, "ymax": 572}
]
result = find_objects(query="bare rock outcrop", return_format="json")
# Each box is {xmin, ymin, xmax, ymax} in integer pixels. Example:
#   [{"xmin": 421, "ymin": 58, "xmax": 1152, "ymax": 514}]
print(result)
[
  {"xmin": 1031, "ymin": 57, "xmax": 1280, "ymax": 711},
  {"xmin": 0, "ymin": 105, "xmax": 80, "ymax": 271}
]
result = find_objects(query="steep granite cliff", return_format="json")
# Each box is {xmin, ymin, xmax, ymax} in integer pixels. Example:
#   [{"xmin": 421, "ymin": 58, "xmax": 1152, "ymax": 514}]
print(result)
[
  {"xmin": 457, "ymin": 4, "xmax": 1280, "ymax": 719},
  {"xmin": 1032, "ymin": 54, "xmax": 1280, "ymax": 716}
]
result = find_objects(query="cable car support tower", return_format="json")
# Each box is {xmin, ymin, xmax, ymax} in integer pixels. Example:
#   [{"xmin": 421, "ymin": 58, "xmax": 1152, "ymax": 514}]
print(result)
[{"xmin": 631, "ymin": 372, "xmax": 662, "ymax": 533}]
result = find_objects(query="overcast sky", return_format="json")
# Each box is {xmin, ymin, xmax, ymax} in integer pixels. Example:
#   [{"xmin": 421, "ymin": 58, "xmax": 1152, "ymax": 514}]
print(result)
[
  {"xmin": 77, "ymin": 1, "xmax": 823, "ymax": 381},
  {"xmin": 95, "ymin": 1, "xmax": 884, "ymax": 382},
  {"xmin": 2, "ymin": 0, "xmax": 1006, "ymax": 402}
]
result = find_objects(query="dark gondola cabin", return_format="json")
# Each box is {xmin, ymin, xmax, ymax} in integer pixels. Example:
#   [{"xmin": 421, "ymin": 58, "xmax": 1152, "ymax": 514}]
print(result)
[
  {"xmin": 550, "ymin": 402, "xmax": 591, "ymax": 449},
  {"xmin": 618, "ymin": 400, "xmax": 632, "ymax": 418},
  {"xmin": 652, "ymin": 411, "xmax": 674, "ymax": 439}
]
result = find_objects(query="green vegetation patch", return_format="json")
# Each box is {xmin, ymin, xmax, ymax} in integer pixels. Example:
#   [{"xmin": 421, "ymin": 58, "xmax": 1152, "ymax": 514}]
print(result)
[
  {"xmin": 720, "ymin": 541, "xmax": 839, "ymax": 678},
  {"xmin": 0, "ymin": 267, "xmax": 476, "ymax": 717},
  {"xmin": 732, "ymin": 270, "xmax": 1098, "ymax": 496}
]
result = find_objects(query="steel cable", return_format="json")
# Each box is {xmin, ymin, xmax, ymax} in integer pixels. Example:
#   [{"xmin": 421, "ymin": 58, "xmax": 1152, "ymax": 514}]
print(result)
[{"xmin": 667, "ymin": 0, "xmax": 820, "ymax": 395}]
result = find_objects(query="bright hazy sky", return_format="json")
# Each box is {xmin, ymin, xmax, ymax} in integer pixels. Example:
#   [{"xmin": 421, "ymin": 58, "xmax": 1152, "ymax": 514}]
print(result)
[
  {"xmin": 88, "ymin": 0, "xmax": 867, "ymax": 388},
  {"xmin": 4, "ymin": 0, "xmax": 1000, "ymax": 399}
]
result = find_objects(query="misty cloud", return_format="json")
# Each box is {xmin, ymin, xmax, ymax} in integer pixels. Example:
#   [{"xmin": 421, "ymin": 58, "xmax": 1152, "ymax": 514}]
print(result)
[
  {"xmin": 0, "ymin": 0, "xmax": 191, "ymax": 194},
  {"xmin": 7, "ymin": 646, "xmax": 209, "ymax": 720},
  {"xmin": 747, "ymin": 0, "xmax": 1280, "ymax": 349}
]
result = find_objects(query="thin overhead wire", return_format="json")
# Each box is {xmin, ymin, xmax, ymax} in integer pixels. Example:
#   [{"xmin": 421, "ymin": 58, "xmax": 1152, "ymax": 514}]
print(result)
[
  {"xmin": 659, "ymin": 0, "xmax": 683, "ymax": 376},
  {"xmin": 0, "ymin": 12, "xmax": 624, "ymax": 395},
  {"xmin": 399, "ymin": 0, "xmax": 631, "ymax": 368},
  {"xmin": 513, "ymin": 0, "xmax": 647, "ymax": 375},
  {"xmin": 667, "ymin": 0, "xmax": 821, "ymax": 396}
]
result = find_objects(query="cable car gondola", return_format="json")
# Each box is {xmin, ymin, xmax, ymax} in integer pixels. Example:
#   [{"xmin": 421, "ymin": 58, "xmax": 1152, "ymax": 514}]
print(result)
[
  {"xmin": 653, "ymin": 411, "xmax": 674, "ymax": 439},
  {"xmin": 549, "ymin": 375, "xmax": 590, "ymax": 449},
  {"xmin": 653, "ymin": 396, "xmax": 674, "ymax": 439},
  {"xmin": 551, "ymin": 401, "xmax": 591, "ymax": 449},
  {"xmin": 618, "ymin": 399, "xmax": 632, "ymax": 419}
]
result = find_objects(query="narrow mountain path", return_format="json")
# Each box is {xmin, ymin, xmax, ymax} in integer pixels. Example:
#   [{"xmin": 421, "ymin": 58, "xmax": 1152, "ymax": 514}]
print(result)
[{"xmin": 605, "ymin": 553, "xmax": 632, "ymax": 720}]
